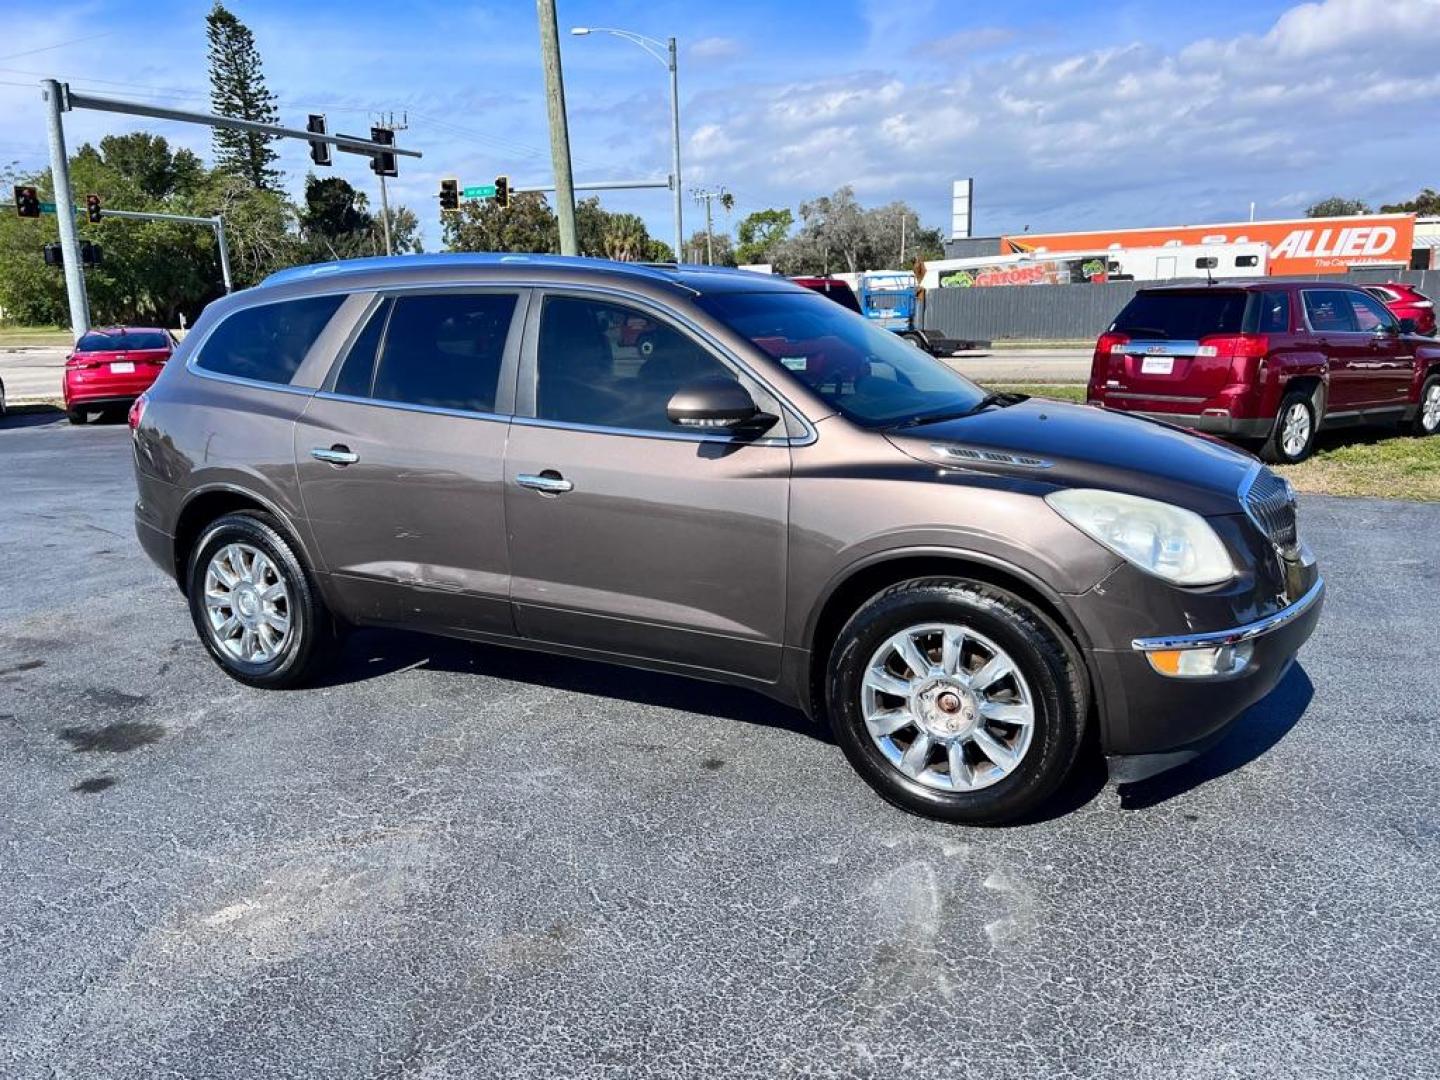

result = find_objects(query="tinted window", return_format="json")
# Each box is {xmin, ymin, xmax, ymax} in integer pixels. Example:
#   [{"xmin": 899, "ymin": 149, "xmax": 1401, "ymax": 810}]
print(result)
[
  {"xmin": 536, "ymin": 296, "xmax": 738, "ymax": 431},
  {"xmin": 77, "ymin": 330, "xmax": 170, "ymax": 352},
  {"xmin": 1236, "ymin": 255, "xmax": 1260, "ymax": 268},
  {"xmin": 1303, "ymin": 291, "xmax": 1359, "ymax": 333},
  {"xmin": 1111, "ymin": 291, "xmax": 1247, "ymax": 339},
  {"xmin": 797, "ymin": 280, "xmax": 862, "ymax": 313},
  {"xmin": 1255, "ymin": 292, "xmax": 1291, "ymax": 333},
  {"xmin": 332, "ymin": 299, "xmax": 391, "ymax": 398},
  {"xmin": 197, "ymin": 295, "xmax": 344, "ymax": 384},
  {"xmin": 1348, "ymin": 292, "xmax": 1395, "ymax": 332},
  {"xmin": 371, "ymin": 293, "xmax": 516, "ymax": 413},
  {"xmin": 696, "ymin": 289, "xmax": 986, "ymax": 428}
]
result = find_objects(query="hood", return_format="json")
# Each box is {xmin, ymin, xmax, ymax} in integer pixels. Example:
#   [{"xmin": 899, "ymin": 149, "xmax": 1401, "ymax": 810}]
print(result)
[{"xmin": 885, "ymin": 398, "xmax": 1256, "ymax": 516}]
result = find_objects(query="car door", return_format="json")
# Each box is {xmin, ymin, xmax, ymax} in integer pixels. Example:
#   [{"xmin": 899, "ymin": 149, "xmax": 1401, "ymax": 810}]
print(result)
[
  {"xmin": 293, "ymin": 288, "xmax": 526, "ymax": 635},
  {"xmin": 1346, "ymin": 289, "xmax": 1414, "ymax": 413},
  {"xmin": 1301, "ymin": 288, "xmax": 1368, "ymax": 410},
  {"xmin": 503, "ymin": 290, "xmax": 792, "ymax": 682}
]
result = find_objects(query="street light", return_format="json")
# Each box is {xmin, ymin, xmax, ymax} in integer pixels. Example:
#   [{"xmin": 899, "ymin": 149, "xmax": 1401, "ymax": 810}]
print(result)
[{"xmin": 571, "ymin": 25, "xmax": 683, "ymax": 263}]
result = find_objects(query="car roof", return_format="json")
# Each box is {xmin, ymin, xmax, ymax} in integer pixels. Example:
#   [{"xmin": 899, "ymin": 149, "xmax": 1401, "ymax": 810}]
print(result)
[
  {"xmin": 259, "ymin": 252, "xmax": 803, "ymax": 296},
  {"xmin": 1137, "ymin": 279, "xmax": 1368, "ymax": 295},
  {"xmin": 81, "ymin": 325, "xmax": 168, "ymax": 334}
]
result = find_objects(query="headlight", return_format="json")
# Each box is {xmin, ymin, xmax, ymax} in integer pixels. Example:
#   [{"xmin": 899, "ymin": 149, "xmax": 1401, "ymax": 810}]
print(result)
[{"xmin": 1045, "ymin": 488, "xmax": 1235, "ymax": 586}]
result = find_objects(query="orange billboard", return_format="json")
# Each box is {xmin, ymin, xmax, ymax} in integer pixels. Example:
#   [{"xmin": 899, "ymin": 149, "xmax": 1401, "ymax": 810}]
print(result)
[{"xmin": 1002, "ymin": 214, "xmax": 1415, "ymax": 276}]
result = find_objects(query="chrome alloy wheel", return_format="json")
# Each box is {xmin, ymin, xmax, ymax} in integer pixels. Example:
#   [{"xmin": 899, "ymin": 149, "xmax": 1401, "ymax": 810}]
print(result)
[
  {"xmin": 1423, "ymin": 383, "xmax": 1440, "ymax": 433},
  {"xmin": 202, "ymin": 543, "xmax": 292, "ymax": 664},
  {"xmin": 861, "ymin": 623, "xmax": 1035, "ymax": 792},
  {"xmin": 1281, "ymin": 401, "xmax": 1312, "ymax": 458}
]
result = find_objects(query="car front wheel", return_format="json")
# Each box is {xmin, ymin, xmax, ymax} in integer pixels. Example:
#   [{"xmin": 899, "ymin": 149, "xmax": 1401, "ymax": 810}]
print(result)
[
  {"xmin": 186, "ymin": 511, "xmax": 334, "ymax": 689},
  {"xmin": 1414, "ymin": 375, "xmax": 1440, "ymax": 436},
  {"xmin": 826, "ymin": 578, "xmax": 1088, "ymax": 825}
]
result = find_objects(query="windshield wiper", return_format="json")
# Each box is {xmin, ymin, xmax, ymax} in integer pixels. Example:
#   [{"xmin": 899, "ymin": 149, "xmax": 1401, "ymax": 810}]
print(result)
[{"xmin": 888, "ymin": 392, "xmax": 1027, "ymax": 430}]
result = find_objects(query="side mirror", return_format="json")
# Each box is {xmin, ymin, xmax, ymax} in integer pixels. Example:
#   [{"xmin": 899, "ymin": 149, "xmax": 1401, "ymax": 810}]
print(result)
[
  {"xmin": 1399, "ymin": 317, "xmax": 1417, "ymax": 335},
  {"xmin": 666, "ymin": 376, "xmax": 774, "ymax": 432}
]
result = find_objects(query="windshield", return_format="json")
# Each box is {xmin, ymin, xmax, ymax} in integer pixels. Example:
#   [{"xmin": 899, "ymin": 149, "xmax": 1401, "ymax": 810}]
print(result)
[
  {"xmin": 1111, "ymin": 291, "xmax": 1247, "ymax": 339},
  {"xmin": 77, "ymin": 330, "xmax": 170, "ymax": 352},
  {"xmin": 696, "ymin": 290, "xmax": 986, "ymax": 427}
]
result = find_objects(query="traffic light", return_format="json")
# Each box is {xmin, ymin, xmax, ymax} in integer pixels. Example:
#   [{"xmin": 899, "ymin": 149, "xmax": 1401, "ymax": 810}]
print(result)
[
  {"xmin": 307, "ymin": 114, "xmax": 332, "ymax": 167},
  {"xmin": 370, "ymin": 126, "xmax": 397, "ymax": 178},
  {"xmin": 80, "ymin": 240, "xmax": 102, "ymax": 268},
  {"xmin": 14, "ymin": 184, "xmax": 40, "ymax": 218},
  {"xmin": 43, "ymin": 242, "xmax": 62, "ymax": 266},
  {"xmin": 494, "ymin": 175, "xmax": 510, "ymax": 209},
  {"xmin": 86, "ymin": 194, "xmax": 102, "ymax": 224},
  {"xmin": 439, "ymin": 178, "xmax": 459, "ymax": 214}
]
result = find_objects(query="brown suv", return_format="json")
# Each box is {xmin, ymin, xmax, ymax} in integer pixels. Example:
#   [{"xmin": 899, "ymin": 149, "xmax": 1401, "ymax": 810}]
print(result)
[{"xmin": 131, "ymin": 255, "xmax": 1323, "ymax": 823}]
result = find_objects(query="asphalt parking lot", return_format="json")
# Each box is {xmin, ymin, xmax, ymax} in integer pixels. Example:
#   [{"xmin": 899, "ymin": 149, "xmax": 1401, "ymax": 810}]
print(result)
[{"xmin": 2, "ymin": 413, "xmax": 1437, "ymax": 1079}]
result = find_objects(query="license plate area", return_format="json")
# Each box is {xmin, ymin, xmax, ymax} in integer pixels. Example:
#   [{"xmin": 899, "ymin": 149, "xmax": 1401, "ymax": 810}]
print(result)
[
  {"xmin": 1140, "ymin": 355, "xmax": 1174, "ymax": 375},
  {"xmin": 110, "ymin": 361, "xmax": 135, "ymax": 374}
]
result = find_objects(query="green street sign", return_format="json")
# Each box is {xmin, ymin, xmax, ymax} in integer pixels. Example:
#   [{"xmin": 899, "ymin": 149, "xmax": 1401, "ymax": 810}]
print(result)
[
  {"xmin": 39, "ymin": 201, "xmax": 57, "ymax": 213},
  {"xmin": 462, "ymin": 184, "xmax": 496, "ymax": 199}
]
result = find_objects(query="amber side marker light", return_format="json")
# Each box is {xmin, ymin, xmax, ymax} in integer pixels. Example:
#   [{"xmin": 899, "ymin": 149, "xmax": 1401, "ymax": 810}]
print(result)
[{"xmin": 1145, "ymin": 642, "xmax": 1253, "ymax": 678}]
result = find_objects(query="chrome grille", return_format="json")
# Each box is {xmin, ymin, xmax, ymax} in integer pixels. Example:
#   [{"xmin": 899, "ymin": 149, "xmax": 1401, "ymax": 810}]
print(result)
[{"xmin": 1243, "ymin": 467, "xmax": 1299, "ymax": 556}]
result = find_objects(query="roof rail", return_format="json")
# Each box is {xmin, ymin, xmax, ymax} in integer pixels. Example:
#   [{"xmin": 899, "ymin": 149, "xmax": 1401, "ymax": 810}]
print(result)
[{"xmin": 260, "ymin": 251, "xmax": 690, "ymax": 289}]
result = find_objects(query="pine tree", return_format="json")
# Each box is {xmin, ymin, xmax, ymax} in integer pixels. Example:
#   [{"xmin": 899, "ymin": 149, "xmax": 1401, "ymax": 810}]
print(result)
[{"xmin": 206, "ymin": 2, "xmax": 281, "ymax": 190}]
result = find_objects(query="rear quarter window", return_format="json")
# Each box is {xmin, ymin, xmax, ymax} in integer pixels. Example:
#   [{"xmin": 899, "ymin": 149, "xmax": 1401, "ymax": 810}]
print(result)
[
  {"xmin": 1111, "ymin": 291, "xmax": 1247, "ymax": 339},
  {"xmin": 195, "ymin": 295, "xmax": 345, "ymax": 385}
]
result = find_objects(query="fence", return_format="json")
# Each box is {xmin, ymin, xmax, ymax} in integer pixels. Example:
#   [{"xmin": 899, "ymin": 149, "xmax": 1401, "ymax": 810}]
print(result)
[{"xmin": 920, "ymin": 267, "xmax": 1439, "ymax": 342}]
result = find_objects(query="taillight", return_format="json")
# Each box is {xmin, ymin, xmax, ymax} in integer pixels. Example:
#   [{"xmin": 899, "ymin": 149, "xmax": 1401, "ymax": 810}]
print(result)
[
  {"xmin": 1413, "ymin": 300, "xmax": 1434, "ymax": 310},
  {"xmin": 128, "ymin": 393, "xmax": 148, "ymax": 431},
  {"xmin": 1196, "ymin": 334, "xmax": 1269, "ymax": 379},
  {"xmin": 1096, "ymin": 331, "xmax": 1130, "ymax": 356}
]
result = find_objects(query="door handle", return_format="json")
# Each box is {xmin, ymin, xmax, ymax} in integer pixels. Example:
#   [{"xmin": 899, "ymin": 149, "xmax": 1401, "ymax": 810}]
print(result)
[
  {"xmin": 311, "ymin": 445, "xmax": 359, "ymax": 466},
  {"xmin": 516, "ymin": 471, "xmax": 574, "ymax": 494}
]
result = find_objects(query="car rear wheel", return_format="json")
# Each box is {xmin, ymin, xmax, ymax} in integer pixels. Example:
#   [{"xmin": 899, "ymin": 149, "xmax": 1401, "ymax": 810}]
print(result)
[
  {"xmin": 186, "ymin": 511, "xmax": 334, "ymax": 689},
  {"xmin": 66, "ymin": 408, "xmax": 90, "ymax": 425},
  {"xmin": 826, "ymin": 578, "xmax": 1088, "ymax": 825},
  {"xmin": 1413, "ymin": 375, "xmax": 1440, "ymax": 436},
  {"xmin": 1261, "ymin": 391, "xmax": 1316, "ymax": 464}
]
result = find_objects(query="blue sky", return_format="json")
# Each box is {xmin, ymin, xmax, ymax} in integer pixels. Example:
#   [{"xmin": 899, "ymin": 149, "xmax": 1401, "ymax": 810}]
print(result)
[{"xmin": 4, "ymin": 0, "xmax": 1439, "ymax": 252}]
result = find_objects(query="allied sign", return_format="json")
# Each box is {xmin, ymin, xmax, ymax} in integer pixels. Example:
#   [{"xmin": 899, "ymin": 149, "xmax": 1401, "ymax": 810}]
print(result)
[{"xmin": 1002, "ymin": 213, "xmax": 1417, "ymax": 276}]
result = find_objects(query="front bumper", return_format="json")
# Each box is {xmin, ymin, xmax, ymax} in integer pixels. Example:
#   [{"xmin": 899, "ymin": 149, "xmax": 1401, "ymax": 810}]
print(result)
[{"xmin": 1094, "ymin": 574, "xmax": 1325, "ymax": 782}]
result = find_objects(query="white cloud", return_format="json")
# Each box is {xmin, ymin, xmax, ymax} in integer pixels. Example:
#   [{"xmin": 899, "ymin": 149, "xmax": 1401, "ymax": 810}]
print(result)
[{"xmin": 689, "ymin": 36, "xmax": 741, "ymax": 62}]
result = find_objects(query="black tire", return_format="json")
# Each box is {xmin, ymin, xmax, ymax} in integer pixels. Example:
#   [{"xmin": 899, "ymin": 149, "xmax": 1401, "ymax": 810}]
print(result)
[
  {"xmin": 826, "ymin": 578, "xmax": 1088, "ymax": 825},
  {"xmin": 185, "ymin": 511, "xmax": 334, "ymax": 689},
  {"xmin": 1260, "ymin": 390, "xmax": 1317, "ymax": 464},
  {"xmin": 1413, "ymin": 374, "xmax": 1440, "ymax": 437},
  {"xmin": 66, "ymin": 408, "xmax": 89, "ymax": 425}
]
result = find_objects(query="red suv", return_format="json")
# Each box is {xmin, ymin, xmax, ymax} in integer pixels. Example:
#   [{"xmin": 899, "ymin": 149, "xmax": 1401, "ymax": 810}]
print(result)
[
  {"xmin": 63, "ymin": 327, "xmax": 175, "ymax": 424},
  {"xmin": 1088, "ymin": 282, "xmax": 1440, "ymax": 463},
  {"xmin": 1363, "ymin": 282, "xmax": 1436, "ymax": 337}
]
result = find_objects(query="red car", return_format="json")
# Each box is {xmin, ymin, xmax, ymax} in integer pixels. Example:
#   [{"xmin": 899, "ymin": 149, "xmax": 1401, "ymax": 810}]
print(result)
[
  {"xmin": 792, "ymin": 276, "xmax": 863, "ymax": 313},
  {"xmin": 1363, "ymin": 282, "xmax": 1436, "ymax": 337},
  {"xmin": 63, "ymin": 327, "xmax": 175, "ymax": 424},
  {"xmin": 1088, "ymin": 282, "xmax": 1440, "ymax": 463}
]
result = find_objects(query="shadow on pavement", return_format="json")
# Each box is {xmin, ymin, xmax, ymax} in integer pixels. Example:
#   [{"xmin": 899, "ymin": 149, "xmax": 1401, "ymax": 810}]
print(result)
[
  {"xmin": 1117, "ymin": 663, "xmax": 1315, "ymax": 811},
  {"xmin": 0, "ymin": 404, "xmax": 65, "ymax": 428},
  {"xmin": 326, "ymin": 626, "xmax": 832, "ymax": 744}
]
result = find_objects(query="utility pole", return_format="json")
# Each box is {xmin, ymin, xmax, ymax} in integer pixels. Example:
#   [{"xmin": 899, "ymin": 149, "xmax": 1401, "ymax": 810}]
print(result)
[
  {"xmin": 666, "ymin": 36, "xmax": 682, "ymax": 262},
  {"xmin": 537, "ymin": 0, "xmax": 578, "ymax": 255},
  {"xmin": 692, "ymin": 187, "xmax": 728, "ymax": 265},
  {"xmin": 899, "ymin": 211, "xmax": 907, "ymax": 267},
  {"xmin": 42, "ymin": 79, "xmax": 89, "ymax": 339},
  {"xmin": 372, "ymin": 111, "xmax": 407, "ymax": 256}
]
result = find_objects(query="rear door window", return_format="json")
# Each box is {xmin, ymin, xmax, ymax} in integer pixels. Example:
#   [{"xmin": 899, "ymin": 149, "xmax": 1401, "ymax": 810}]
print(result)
[
  {"xmin": 1303, "ymin": 291, "xmax": 1360, "ymax": 333},
  {"xmin": 1110, "ymin": 291, "xmax": 1247, "ymax": 339},
  {"xmin": 197, "ymin": 295, "xmax": 345, "ymax": 385},
  {"xmin": 331, "ymin": 299, "xmax": 392, "ymax": 398},
  {"xmin": 369, "ymin": 292, "xmax": 517, "ymax": 414}
]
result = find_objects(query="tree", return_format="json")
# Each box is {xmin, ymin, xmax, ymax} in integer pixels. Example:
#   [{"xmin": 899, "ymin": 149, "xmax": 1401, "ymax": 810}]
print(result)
[
  {"xmin": 735, "ymin": 208, "xmax": 792, "ymax": 266},
  {"xmin": 95, "ymin": 133, "xmax": 204, "ymax": 201},
  {"xmin": 445, "ymin": 191, "xmax": 557, "ymax": 253},
  {"xmin": 206, "ymin": 2, "xmax": 281, "ymax": 189},
  {"xmin": 1306, "ymin": 196, "xmax": 1370, "ymax": 218},
  {"xmin": 1381, "ymin": 188, "xmax": 1440, "ymax": 215},
  {"xmin": 300, "ymin": 175, "xmax": 374, "ymax": 260},
  {"xmin": 685, "ymin": 229, "xmax": 735, "ymax": 266}
]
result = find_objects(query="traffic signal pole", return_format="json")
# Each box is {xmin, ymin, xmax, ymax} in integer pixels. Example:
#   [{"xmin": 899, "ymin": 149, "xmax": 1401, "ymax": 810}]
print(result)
[
  {"xmin": 100, "ymin": 208, "xmax": 234, "ymax": 293},
  {"xmin": 42, "ymin": 80, "xmax": 89, "ymax": 339}
]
